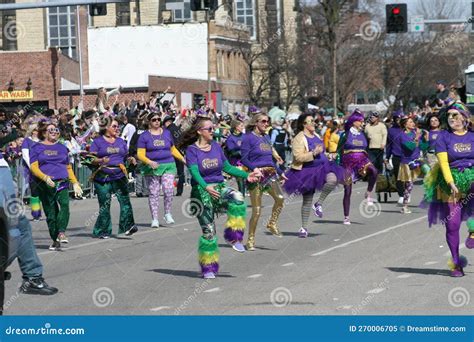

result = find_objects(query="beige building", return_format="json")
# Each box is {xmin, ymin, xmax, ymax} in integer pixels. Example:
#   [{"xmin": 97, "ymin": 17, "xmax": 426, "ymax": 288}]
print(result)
[{"xmin": 87, "ymin": 0, "xmax": 299, "ymax": 110}]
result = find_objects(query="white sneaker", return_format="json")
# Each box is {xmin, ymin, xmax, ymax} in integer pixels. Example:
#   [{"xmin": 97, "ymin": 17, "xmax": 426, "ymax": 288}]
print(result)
[
  {"xmin": 397, "ymin": 197, "xmax": 404, "ymax": 206},
  {"xmin": 151, "ymin": 219, "xmax": 160, "ymax": 228},
  {"xmin": 164, "ymin": 213, "xmax": 175, "ymax": 224}
]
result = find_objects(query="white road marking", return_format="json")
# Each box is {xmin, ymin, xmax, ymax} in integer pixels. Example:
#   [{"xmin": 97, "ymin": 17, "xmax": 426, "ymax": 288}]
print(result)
[
  {"xmin": 337, "ymin": 305, "xmax": 353, "ymax": 310},
  {"xmin": 203, "ymin": 287, "xmax": 220, "ymax": 293},
  {"xmin": 424, "ymin": 261, "xmax": 438, "ymax": 265},
  {"xmin": 281, "ymin": 262, "xmax": 294, "ymax": 267},
  {"xmin": 397, "ymin": 274, "xmax": 412, "ymax": 279},
  {"xmin": 334, "ymin": 239, "xmax": 340, "ymax": 242},
  {"xmin": 247, "ymin": 274, "xmax": 263, "ymax": 279},
  {"xmin": 150, "ymin": 306, "xmax": 171, "ymax": 312},
  {"xmin": 37, "ymin": 221, "xmax": 196, "ymax": 256},
  {"xmin": 37, "ymin": 186, "xmax": 366, "ymax": 257},
  {"xmin": 311, "ymin": 216, "xmax": 427, "ymax": 257},
  {"xmin": 367, "ymin": 288, "xmax": 385, "ymax": 294}
]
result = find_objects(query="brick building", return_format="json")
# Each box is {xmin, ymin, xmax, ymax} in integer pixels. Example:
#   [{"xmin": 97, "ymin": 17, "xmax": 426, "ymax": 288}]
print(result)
[{"xmin": 0, "ymin": 0, "xmax": 252, "ymax": 113}]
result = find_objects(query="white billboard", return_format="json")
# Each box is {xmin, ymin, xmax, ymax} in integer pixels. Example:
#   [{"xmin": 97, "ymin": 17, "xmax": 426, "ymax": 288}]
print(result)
[{"xmin": 87, "ymin": 24, "xmax": 208, "ymax": 88}]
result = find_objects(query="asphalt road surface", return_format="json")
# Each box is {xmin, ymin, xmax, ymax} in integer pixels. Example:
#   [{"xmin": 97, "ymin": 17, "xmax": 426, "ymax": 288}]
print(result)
[{"xmin": 3, "ymin": 180, "xmax": 472, "ymax": 315}]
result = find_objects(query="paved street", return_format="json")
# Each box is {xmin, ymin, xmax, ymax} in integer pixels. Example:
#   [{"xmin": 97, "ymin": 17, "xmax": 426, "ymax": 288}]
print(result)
[{"xmin": 3, "ymin": 181, "xmax": 472, "ymax": 315}]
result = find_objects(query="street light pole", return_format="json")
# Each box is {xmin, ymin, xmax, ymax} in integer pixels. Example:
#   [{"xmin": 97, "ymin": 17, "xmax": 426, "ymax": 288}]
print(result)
[
  {"xmin": 76, "ymin": 5, "xmax": 84, "ymax": 104},
  {"xmin": 207, "ymin": 11, "xmax": 212, "ymax": 109}
]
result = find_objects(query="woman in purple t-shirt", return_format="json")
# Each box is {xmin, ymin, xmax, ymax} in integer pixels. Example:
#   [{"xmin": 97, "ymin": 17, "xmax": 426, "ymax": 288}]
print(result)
[
  {"xmin": 178, "ymin": 117, "xmax": 260, "ymax": 279},
  {"xmin": 21, "ymin": 124, "xmax": 42, "ymax": 221},
  {"xmin": 423, "ymin": 114, "xmax": 442, "ymax": 168},
  {"xmin": 137, "ymin": 112, "xmax": 185, "ymax": 228},
  {"xmin": 337, "ymin": 110, "xmax": 378, "ymax": 225},
  {"xmin": 224, "ymin": 120, "xmax": 246, "ymax": 196},
  {"xmin": 30, "ymin": 121, "xmax": 82, "ymax": 251},
  {"xmin": 397, "ymin": 117, "xmax": 423, "ymax": 214},
  {"xmin": 241, "ymin": 113, "xmax": 286, "ymax": 250},
  {"xmin": 89, "ymin": 119, "xmax": 137, "ymax": 239},
  {"xmin": 422, "ymin": 102, "xmax": 474, "ymax": 277}
]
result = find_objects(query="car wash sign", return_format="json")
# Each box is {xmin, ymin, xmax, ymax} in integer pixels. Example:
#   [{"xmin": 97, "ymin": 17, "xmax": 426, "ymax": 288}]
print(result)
[{"xmin": 0, "ymin": 90, "xmax": 33, "ymax": 101}]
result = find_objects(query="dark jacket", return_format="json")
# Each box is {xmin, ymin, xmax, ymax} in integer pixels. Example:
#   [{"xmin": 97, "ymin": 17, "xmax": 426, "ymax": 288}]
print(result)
[{"xmin": 0, "ymin": 207, "xmax": 8, "ymax": 315}]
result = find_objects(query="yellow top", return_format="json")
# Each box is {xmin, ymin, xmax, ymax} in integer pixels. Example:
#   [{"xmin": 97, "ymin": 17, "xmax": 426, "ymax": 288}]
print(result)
[
  {"xmin": 324, "ymin": 129, "xmax": 332, "ymax": 149},
  {"xmin": 436, "ymin": 152, "xmax": 454, "ymax": 185},
  {"xmin": 30, "ymin": 161, "xmax": 78, "ymax": 184},
  {"xmin": 137, "ymin": 146, "xmax": 185, "ymax": 165},
  {"xmin": 328, "ymin": 132, "xmax": 340, "ymax": 153}
]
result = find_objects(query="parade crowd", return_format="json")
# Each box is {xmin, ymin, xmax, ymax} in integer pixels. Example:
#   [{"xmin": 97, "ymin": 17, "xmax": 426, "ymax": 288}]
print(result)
[{"xmin": 0, "ymin": 81, "xmax": 473, "ymax": 312}]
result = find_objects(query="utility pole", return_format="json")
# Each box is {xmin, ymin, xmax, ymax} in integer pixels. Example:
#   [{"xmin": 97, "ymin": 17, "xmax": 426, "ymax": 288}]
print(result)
[{"xmin": 76, "ymin": 5, "xmax": 84, "ymax": 104}]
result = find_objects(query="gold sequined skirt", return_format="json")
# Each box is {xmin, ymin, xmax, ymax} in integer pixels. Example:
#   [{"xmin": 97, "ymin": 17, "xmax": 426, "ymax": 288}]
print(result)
[{"xmin": 397, "ymin": 163, "xmax": 421, "ymax": 182}]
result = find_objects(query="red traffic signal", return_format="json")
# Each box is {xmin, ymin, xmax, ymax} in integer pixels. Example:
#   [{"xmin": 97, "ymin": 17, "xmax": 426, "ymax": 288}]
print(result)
[{"xmin": 386, "ymin": 3, "xmax": 407, "ymax": 33}]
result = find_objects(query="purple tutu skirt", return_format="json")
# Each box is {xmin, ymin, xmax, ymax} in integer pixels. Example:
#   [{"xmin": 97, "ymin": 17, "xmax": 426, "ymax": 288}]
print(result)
[
  {"xmin": 342, "ymin": 152, "xmax": 372, "ymax": 183},
  {"xmin": 420, "ymin": 183, "xmax": 474, "ymax": 227},
  {"xmin": 284, "ymin": 161, "xmax": 344, "ymax": 195}
]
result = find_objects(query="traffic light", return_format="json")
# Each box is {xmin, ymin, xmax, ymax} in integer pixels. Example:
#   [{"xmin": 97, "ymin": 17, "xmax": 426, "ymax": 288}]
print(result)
[
  {"xmin": 386, "ymin": 3, "xmax": 407, "ymax": 33},
  {"xmin": 89, "ymin": 4, "xmax": 107, "ymax": 16},
  {"xmin": 191, "ymin": 0, "xmax": 218, "ymax": 12}
]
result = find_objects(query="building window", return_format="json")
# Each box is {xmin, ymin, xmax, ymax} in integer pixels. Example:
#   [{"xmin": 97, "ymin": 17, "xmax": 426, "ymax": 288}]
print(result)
[
  {"xmin": 165, "ymin": 0, "xmax": 191, "ymax": 22},
  {"xmin": 116, "ymin": 3, "xmax": 131, "ymax": 26},
  {"xmin": 47, "ymin": 5, "xmax": 77, "ymax": 59},
  {"xmin": 1, "ymin": 11, "xmax": 17, "ymax": 51},
  {"xmin": 227, "ymin": 52, "xmax": 232, "ymax": 79},
  {"xmin": 236, "ymin": 0, "xmax": 256, "ymax": 39}
]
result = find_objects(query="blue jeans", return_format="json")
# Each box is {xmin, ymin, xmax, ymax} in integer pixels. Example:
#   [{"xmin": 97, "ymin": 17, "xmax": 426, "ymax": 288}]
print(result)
[{"xmin": 0, "ymin": 167, "xmax": 43, "ymax": 280}]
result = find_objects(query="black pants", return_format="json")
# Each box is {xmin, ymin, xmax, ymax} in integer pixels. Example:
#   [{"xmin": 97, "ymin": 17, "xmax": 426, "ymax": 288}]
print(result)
[
  {"xmin": 175, "ymin": 159, "xmax": 185, "ymax": 196},
  {"xmin": 273, "ymin": 144, "xmax": 286, "ymax": 171},
  {"xmin": 368, "ymin": 148, "xmax": 384, "ymax": 173},
  {"xmin": 391, "ymin": 155, "xmax": 405, "ymax": 197}
]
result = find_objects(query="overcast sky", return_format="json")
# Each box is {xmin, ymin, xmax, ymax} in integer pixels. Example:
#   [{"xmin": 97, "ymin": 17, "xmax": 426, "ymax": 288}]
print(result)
[{"xmin": 301, "ymin": 0, "xmax": 471, "ymax": 19}]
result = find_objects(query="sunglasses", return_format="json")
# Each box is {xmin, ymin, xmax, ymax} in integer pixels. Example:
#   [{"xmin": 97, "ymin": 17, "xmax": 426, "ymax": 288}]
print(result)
[
  {"xmin": 258, "ymin": 119, "xmax": 269, "ymax": 124},
  {"xmin": 47, "ymin": 128, "xmax": 60, "ymax": 134},
  {"xmin": 200, "ymin": 126, "xmax": 215, "ymax": 132},
  {"xmin": 151, "ymin": 118, "xmax": 161, "ymax": 122},
  {"xmin": 110, "ymin": 125, "xmax": 120, "ymax": 129}
]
